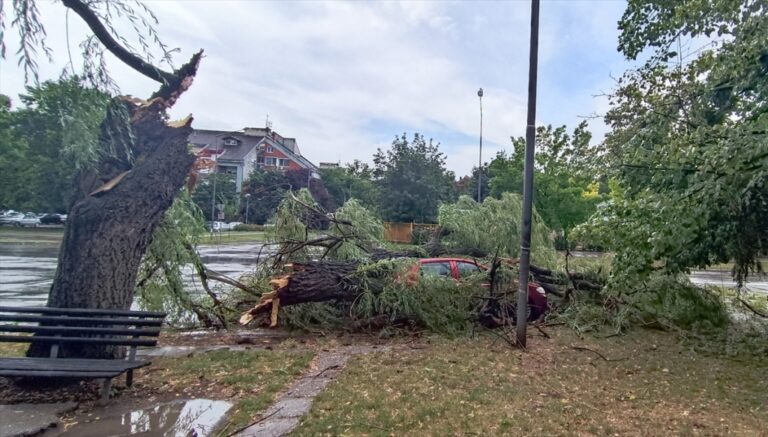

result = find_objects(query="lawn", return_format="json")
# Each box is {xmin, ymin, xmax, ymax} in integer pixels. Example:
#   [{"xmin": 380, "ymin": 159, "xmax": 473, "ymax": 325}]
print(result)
[
  {"xmin": 0, "ymin": 227, "xmax": 268, "ymax": 246},
  {"xmin": 294, "ymin": 328, "xmax": 768, "ymax": 436},
  {"xmin": 200, "ymin": 230, "xmax": 266, "ymax": 245}
]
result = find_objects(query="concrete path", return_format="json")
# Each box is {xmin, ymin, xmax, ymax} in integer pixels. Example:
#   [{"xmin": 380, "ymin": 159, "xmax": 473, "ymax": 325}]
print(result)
[
  {"xmin": 235, "ymin": 346, "xmax": 384, "ymax": 437},
  {"xmin": 0, "ymin": 402, "xmax": 76, "ymax": 437}
]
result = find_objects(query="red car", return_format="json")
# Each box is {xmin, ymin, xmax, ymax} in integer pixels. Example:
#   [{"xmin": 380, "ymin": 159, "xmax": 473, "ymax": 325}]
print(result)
[{"xmin": 408, "ymin": 258, "xmax": 548, "ymax": 321}]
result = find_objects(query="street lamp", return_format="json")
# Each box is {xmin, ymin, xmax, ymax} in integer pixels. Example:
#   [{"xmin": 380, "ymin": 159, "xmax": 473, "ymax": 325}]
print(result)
[
  {"xmin": 477, "ymin": 88, "xmax": 484, "ymax": 203},
  {"xmin": 244, "ymin": 193, "xmax": 251, "ymax": 224}
]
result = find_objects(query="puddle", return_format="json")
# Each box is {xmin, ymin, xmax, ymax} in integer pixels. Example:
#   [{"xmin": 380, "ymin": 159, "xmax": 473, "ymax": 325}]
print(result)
[{"xmin": 54, "ymin": 399, "xmax": 233, "ymax": 437}]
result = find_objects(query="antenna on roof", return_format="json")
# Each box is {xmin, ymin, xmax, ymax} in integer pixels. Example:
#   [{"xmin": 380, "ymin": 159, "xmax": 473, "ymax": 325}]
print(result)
[{"xmin": 265, "ymin": 114, "xmax": 273, "ymax": 130}]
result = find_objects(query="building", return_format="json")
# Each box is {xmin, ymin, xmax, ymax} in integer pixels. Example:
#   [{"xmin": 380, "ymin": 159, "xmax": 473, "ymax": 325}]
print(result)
[
  {"xmin": 189, "ymin": 127, "xmax": 318, "ymax": 192},
  {"xmin": 318, "ymin": 162, "xmax": 340, "ymax": 169}
]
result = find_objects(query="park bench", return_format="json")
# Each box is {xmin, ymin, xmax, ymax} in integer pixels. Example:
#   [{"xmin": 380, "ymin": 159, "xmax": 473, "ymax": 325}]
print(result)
[{"xmin": 0, "ymin": 305, "xmax": 166, "ymax": 403}]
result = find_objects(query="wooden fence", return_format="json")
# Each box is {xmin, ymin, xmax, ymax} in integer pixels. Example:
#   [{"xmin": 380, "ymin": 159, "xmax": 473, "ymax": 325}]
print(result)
[{"xmin": 383, "ymin": 222, "xmax": 439, "ymax": 243}]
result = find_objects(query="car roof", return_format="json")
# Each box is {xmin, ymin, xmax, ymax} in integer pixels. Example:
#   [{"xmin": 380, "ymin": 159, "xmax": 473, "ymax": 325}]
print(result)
[{"xmin": 418, "ymin": 258, "xmax": 480, "ymax": 263}]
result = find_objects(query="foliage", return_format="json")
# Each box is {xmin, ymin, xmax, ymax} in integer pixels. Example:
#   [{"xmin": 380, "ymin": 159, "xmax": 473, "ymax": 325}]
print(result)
[
  {"xmin": 326, "ymin": 199, "xmax": 385, "ymax": 260},
  {"xmin": 373, "ymin": 133, "xmax": 457, "ymax": 223},
  {"xmin": 455, "ymin": 163, "xmax": 490, "ymax": 202},
  {"xmin": 1, "ymin": 0, "xmax": 178, "ymax": 90},
  {"xmin": 438, "ymin": 194, "xmax": 557, "ymax": 267},
  {"xmin": 134, "ymin": 190, "xmax": 214, "ymax": 327},
  {"xmin": 285, "ymin": 168, "xmax": 335, "ymax": 211},
  {"xmin": 241, "ymin": 169, "xmax": 290, "ymax": 225},
  {"xmin": 0, "ymin": 79, "xmax": 109, "ymax": 212},
  {"xmin": 552, "ymin": 274, "xmax": 730, "ymax": 337},
  {"xmin": 190, "ymin": 173, "xmax": 238, "ymax": 222},
  {"xmin": 489, "ymin": 123, "xmax": 604, "ymax": 248},
  {"xmin": 584, "ymin": 0, "xmax": 768, "ymax": 284},
  {"xmin": 319, "ymin": 160, "xmax": 380, "ymax": 212}
]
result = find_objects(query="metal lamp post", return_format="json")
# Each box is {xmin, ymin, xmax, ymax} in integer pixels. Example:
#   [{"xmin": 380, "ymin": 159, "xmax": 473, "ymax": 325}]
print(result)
[
  {"xmin": 516, "ymin": 0, "xmax": 541, "ymax": 348},
  {"xmin": 245, "ymin": 193, "xmax": 251, "ymax": 224},
  {"xmin": 477, "ymin": 88, "xmax": 484, "ymax": 202}
]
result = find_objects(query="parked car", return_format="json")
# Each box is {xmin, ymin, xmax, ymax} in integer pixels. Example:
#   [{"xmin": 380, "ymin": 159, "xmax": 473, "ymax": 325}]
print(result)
[
  {"xmin": 14, "ymin": 213, "xmax": 41, "ymax": 227},
  {"xmin": 40, "ymin": 214, "xmax": 64, "ymax": 225},
  {"xmin": 407, "ymin": 258, "xmax": 548, "ymax": 321},
  {"xmin": 0, "ymin": 211, "xmax": 24, "ymax": 226}
]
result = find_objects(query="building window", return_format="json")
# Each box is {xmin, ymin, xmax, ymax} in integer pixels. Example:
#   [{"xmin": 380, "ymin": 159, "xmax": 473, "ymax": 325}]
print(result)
[
  {"xmin": 256, "ymin": 156, "xmax": 264, "ymax": 164},
  {"xmin": 266, "ymin": 146, "xmax": 273, "ymax": 153},
  {"xmin": 279, "ymin": 159, "xmax": 290, "ymax": 167},
  {"xmin": 264, "ymin": 157, "xmax": 277, "ymax": 166},
  {"xmin": 224, "ymin": 138, "xmax": 239, "ymax": 146}
]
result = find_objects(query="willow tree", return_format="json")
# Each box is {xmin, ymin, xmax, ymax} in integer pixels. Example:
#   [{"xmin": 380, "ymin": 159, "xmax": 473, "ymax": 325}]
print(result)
[{"xmin": 2, "ymin": 0, "xmax": 203, "ymax": 358}]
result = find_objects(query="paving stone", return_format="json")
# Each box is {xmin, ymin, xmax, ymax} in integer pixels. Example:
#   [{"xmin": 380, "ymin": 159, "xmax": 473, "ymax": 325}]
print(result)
[
  {"xmin": 237, "ymin": 417, "xmax": 300, "ymax": 437},
  {"xmin": 286, "ymin": 378, "xmax": 332, "ymax": 398},
  {"xmin": 266, "ymin": 397, "xmax": 313, "ymax": 418},
  {"xmin": 0, "ymin": 402, "xmax": 76, "ymax": 437}
]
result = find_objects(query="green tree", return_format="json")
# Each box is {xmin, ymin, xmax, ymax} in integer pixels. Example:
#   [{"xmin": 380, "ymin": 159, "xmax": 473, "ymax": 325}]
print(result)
[
  {"xmin": 456, "ymin": 163, "xmax": 490, "ymax": 203},
  {"xmin": 319, "ymin": 160, "xmax": 380, "ymax": 212},
  {"xmin": 489, "ymin": 123, "xmax": 603, "ymax": 247},
  {"xmin": 0, "ymin": 79, "xmax": 109, "ymax": 212},
  {"xmin": 241, "ymin": 169, "xmax": 290, "ymax": 225},
  {"xmin": 582, "ymin": 0, "xmax": 768, "ymax": 284},
  {"xmin": 373, "ymin": 133, "xmax": 456, "ymax": 223},
  {"xmin": 190, "ymin": 173, "xmax": 238, "ymax": 222}
]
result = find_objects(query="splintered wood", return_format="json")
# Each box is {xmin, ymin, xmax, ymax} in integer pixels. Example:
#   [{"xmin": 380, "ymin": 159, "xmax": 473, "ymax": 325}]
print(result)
[{"xmin": 239, "ymin": 273, "xmax": 291, "ymax": 327}]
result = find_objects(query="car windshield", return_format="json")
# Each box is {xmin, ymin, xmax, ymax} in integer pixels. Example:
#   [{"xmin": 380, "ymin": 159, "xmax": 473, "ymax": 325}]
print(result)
[{"xmin": 420, "ymin": 262, "xmax": 451, "ymax": 277}]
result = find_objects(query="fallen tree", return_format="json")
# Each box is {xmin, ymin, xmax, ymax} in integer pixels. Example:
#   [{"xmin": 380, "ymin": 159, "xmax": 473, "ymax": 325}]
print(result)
[{"xmin": 233, "ymin": 193, "xmax": 607, "ymax": 331}]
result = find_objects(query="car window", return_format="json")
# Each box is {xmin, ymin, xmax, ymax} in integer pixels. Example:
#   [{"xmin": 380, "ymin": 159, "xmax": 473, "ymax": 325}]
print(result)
[
  {"xmin": 420, "ymin": 262, "xmax": 451, "ymax": 277},
  {"xmin": 456, "ymin": 261, "xmax": 481, "ymax": 278}
]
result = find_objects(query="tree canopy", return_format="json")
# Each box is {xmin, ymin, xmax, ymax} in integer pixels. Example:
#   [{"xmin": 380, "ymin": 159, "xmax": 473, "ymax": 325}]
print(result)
[
  {"xmin": 373, "ymin": 133, "xmax": 457, "ymax": 223},
  {"xmin": 0, "ymin": 79, "xmax": 109, "ymax": 212},
  {"xmin": 580, "ymin": 0, "xmax": 768, "ymax": 284}
]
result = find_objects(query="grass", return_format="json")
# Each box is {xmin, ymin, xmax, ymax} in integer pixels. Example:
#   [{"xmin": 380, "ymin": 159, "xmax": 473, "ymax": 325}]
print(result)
[
  {"xmin": 0, "ymin": 227, "xmax": 63, "ymax": 245},
  {"xmin": 134, "ymin": 348, "xmax": 313, "ymax": 435},
  {"xmin": 200, "ymin": 231, "xmax": 266, "ymax": 245},
  {"xmin": 0, "ymin": 342, "xmax": 27, "ymax": 356},
  {"xmin": 0, "ymin": 227, "xmax": 268, "ymax": 246},
  {"xmin": 294, "ymin": 328, "xmax": 768, "ymax": 436}
]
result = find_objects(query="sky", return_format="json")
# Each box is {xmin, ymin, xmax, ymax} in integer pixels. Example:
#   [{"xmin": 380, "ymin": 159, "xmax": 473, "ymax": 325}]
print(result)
[{"xmin": 0, "ymin": 0, "xmax": 632, "ymax": 176}]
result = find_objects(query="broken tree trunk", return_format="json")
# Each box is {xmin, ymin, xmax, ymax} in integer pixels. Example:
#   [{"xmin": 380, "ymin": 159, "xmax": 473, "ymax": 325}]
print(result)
[
  {"xmin": 27, "ymin": 52, "xmax": 203, "ymax": 359},
  {"xmin": 240, "ymin": 261, "xmax": 364, "ymax": 326}
]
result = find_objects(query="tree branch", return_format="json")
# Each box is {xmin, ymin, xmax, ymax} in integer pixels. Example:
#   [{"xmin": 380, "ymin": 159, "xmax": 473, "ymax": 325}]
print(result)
[{"xmin": 61, "ymin": 0, "xmax": 175, "ymax": 85}]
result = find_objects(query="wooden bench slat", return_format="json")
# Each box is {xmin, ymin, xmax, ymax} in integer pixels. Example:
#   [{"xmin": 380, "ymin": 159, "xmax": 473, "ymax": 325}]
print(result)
[
  {"xmin": 0, "ymin": 314, "xmax": 163, "ymax": 327},
  {"xmin": 0, "ymin": 306, "xmax": 166, "ymax": 318},
  {"xmin": 0, "ymin": 370, "xmax": 124, "ymax": 378},
  {"xmin": 0, "ymin": 324, "xmax": 161, "ymax": 337},
  {"xmin": 0, "ymin": 335, "xmax": 158, "ymax": 346},
  {"xmin": 0, "ymin": 357, "xmax": 149, "ymax": 372}
]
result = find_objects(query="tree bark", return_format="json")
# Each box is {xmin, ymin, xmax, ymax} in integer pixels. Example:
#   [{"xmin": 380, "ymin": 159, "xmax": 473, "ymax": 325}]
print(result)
[{"xmin": 27, "ymin": 52, "xmax": 202, "ymax": 359}]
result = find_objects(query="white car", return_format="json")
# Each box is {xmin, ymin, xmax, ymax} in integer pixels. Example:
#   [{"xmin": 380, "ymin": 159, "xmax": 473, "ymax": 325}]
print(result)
[
  {"xmin": 15, "ymin": 213, "xmax": 41, "ymax": 227},
  {"xmin": 0, "ymin": 212, "xmax": 24, "ymax": 226}
]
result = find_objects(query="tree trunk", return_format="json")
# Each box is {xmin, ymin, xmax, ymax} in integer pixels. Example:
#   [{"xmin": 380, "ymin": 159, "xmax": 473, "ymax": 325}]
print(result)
[{"xmin": 28, "ymin": 53, "xmax": 202, "ymax": 359}]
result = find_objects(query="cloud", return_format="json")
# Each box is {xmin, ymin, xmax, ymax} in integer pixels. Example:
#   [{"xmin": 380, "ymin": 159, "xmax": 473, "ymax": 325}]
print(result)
[{"xmin": 0, "ymin": 1, "xmax": 630, "ymax": 176}]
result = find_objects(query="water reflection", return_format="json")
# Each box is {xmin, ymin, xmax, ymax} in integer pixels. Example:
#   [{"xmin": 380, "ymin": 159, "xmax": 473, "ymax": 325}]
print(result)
[
  {"xmin": 0, "ymin": 242, "xmax": 274, "ymax": 307},
  {"xmin": 57, "ymin": 399, "xmax": 232, "ymax": 437}
]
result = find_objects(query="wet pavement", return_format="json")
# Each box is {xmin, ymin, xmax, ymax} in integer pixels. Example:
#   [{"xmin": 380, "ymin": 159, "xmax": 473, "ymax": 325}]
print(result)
[
  {"xmin": 0, "ymin": 402, "xmax": 77, "ymax": 437},
  {"xmin": 46, "ymin": 399, "xmax": 233, "ymax": 437},
  {"xmin": 0, "ymin": 241, "xmax": 275, "ymax": 307}
]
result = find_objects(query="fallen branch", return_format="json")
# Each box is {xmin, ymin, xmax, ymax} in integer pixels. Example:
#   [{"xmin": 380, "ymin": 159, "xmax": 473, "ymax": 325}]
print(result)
[
  {"xmin": 571, "ymin": 346, "xmax": 626, "ymax": 362},
  {"xmin": 738, "ymin": 297, "xmax": 768, "ymax": 318}
]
